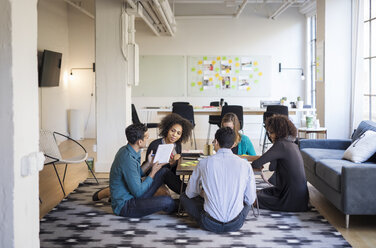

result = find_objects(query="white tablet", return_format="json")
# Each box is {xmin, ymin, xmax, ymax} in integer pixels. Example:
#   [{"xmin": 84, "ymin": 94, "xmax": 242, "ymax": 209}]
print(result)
[{"xmin": 153, "ymin": 144, "xmax": 174, "ymax": 164}]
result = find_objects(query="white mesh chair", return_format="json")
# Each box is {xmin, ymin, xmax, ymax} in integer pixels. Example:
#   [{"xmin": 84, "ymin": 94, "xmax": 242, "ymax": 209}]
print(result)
[{"xmin": 39, "ymin": 130, "xmax": 98, "ymax": 196}]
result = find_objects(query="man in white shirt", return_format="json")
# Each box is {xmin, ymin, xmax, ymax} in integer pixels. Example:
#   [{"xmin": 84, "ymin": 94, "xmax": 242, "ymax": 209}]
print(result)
[{"xmin": 180, "ymin": 127, "xmax": 257, "ymax": 233}]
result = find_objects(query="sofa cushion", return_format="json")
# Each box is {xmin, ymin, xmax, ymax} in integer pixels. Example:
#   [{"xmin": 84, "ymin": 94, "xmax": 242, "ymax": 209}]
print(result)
[
  {"xmin": 316, "ymin": 159, "xmax": 376, "ymax": 193},
  {"xmin": 352, "ymin": 121, "xmax": 376, "ymax": 142},
  {"xmin": 315, "ymin": 159, "xmax": 351, "ymax": 192},
  {"xmin": 301, "ymin": 148, "xmax": 345, "ymax": 173},
  {"xmin": 343, "ymin": 130, "xmax": 376, "ymax": 163}
]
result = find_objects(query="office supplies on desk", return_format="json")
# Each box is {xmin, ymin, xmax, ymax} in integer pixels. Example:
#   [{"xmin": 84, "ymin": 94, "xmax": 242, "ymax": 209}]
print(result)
[{"xmin": 180, "ymin": 160, "xmax": 199, "ymax": 167}]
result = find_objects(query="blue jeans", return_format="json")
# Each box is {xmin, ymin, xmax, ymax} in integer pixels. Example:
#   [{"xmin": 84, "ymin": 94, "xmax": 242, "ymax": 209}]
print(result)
[
  {"xmin": 180, "ymin": 193, "xmax": 251, "ymax": 233},
  {"xmin": 120, "ymin": 168, "xmax": 185, "ymax": 218}
]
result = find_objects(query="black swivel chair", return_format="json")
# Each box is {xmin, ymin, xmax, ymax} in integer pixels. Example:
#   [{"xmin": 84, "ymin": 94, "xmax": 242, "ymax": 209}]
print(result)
[
  {"xmin": 172, "ymin": 102, "xmax": 189, "ymax": 107},
  {"xmin": 261, "ymin": 105, "xmax": 289, "ymax": 154},
  {"xmin": 172, "ymin": 104, "xmax": 197, "ymax": 149},
  {"xmin": 206, "ymin": 101, "xmax": 228, "ymax": 144},
  {"xmin": 220, "ymin": 105, "xmax": 244, "ymax": 130},
  {"xmin": 131, "ymin": 104, "xmax": 159, "ymax": 134}
]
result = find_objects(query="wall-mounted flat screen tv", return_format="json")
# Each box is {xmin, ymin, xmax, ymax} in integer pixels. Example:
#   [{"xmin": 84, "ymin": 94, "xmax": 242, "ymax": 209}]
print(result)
[{"xmin": 39, "ymin": 49, "xmax": 62, "ymax": 87}]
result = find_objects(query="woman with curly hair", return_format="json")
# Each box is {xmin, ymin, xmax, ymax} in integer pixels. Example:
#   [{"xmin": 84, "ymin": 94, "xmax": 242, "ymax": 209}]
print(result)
[
  {"xmin": 221, "ymin": 113, "xmax": 256, "ymax": 156},
  {"xmin": 144, "ymin": 113, "xmax": 193, "ymax": 174},
  {"xmin": 252, "ymin": 115, "xmax": 309, "ymax": 212}
]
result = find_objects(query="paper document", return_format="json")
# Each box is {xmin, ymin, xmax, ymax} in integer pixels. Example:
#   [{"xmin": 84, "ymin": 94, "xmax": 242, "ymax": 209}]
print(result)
[{"xmin": 153, "ymin": 144, "xmax": 174, "ymax": 164}]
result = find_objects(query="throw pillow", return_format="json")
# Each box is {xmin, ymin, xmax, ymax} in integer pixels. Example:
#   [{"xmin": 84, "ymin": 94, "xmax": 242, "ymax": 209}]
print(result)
[{"xmin": 343, "ymin": 130, "xmax": 376, "ymax": 163}]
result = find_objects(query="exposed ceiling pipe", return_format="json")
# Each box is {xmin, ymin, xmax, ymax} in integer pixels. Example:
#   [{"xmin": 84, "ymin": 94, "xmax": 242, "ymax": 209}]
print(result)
[
  {"xmin": 174, "ymin": 0, "xmax": 304, "ymax": 3},
  {"xmin": 64, "ymin": 0, "xmax": 94, "ymax": 19},
  {"xmin": 126, "ymin": 0, "xmax": 137, "ymax": 9},
  {"xmin": 175, "ymin": 15, "xmax": 234, "ymax": 19},
  {"xmin": 140, "ymin": 1, "xmax": 161, "ymax": 25},
  {"xmin": 151, "ymin": 0, "xmax": 175, "ymax": 36},
  {"xmin": 160, "ymin": 0, "xmax": 173, "ymax": 25},
  {"xmin": 234, "ymin": 0, "xmax": 248, "ymax": 18},
  {"xmin": 137, "ymin": 2, "xmax": 161, "ymax": 36},
  {"xmin": 160, "ymin": 0, "xmax": 177, "ymax": 32},
  {"xmin": 269, "ymin": 0, "xmax": 295, "ymax": 19},
  {"xmin": 299, "ymin": 0, "xmax": 316, "ymax": 16},
  {"xmin": 142, "ymin": 1, "xmax": 167, "ymax": 33},
  {"xmin": 121, "ymin": 3, "xmax": 128, "ymax": 61}
]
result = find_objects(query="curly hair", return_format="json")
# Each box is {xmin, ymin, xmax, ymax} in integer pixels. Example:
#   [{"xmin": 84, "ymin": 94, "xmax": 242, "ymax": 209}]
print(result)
[
  {"xmin": 265, "ymin": 115, "xmax": 297, "ymax": 141},
  {"xmin": 158, "ymin": 113, "xmax": 193, "ymax": 143},
  {"xmin": 221, "ymin": 112, "xmax": 241, "ymax": 144}
]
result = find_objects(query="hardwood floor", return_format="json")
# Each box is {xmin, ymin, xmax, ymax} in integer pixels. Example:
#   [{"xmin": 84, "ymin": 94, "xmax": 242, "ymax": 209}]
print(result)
[
  {"xmin": 39, "ymin": 137, "xmax": 376, "ymax": 247},
  {"xmin": 39, "ymin": 139, "xmax": 96, "ymax": 218}
]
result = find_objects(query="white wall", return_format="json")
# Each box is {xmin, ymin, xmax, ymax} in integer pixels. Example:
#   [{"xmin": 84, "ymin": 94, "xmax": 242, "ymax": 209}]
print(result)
[
  {"xmin": 319, "ymin": 0, "xmax": 352, "ymax": 139},
  {"xmin": 95, "ymin": 0, "xmax": 132, "ymax": 172},
  {"xmin": 0, "ymin": 0, "xmax": 40, "ymax": 247},
  {"xmin": 133, "ymin": 7, "xmax": 307, "ymax": 140},
  {"xmin": 68, "ymin": 4, "xmax": 96, "ymax": 138},
  {"xmin": 38, "ymin": 0, "xmax": 97, "ymax": 139},
  {"xmin": 0, "ymin": 1, "xmax": 15, "ymax": 246},
  {"xmin": 38, "ymin": 0, "xmax": 70, "ymax": 136}
]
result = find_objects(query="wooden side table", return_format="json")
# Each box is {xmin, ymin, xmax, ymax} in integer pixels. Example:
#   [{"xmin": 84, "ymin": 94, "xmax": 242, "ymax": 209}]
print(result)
[{"xmin": 298, "ymin": 127, "xmax": 327, "ymax": 139}]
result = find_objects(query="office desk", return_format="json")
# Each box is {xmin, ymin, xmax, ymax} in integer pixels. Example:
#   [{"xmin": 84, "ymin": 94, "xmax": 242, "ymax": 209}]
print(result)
[
  {"xmin": 141, "ymin": 106, "xmax": 315, "ymax": 123},
  {"xmin": 143, "ymin": 106, "xmax": 315, "ymax": 116}
]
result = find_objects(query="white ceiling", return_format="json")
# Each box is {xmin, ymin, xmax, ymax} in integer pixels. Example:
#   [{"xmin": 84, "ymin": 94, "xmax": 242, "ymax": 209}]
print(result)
[
  {"xmin": 171, "ymin": 0, "xmax": 312, "ymax": 18},
  {"xmin": 63, "ymin": 0, "xmax": 315, "ymax": 36},
  {"xmin": 65, "ymin": 0, "xmax": 314, "ymax": 19}
]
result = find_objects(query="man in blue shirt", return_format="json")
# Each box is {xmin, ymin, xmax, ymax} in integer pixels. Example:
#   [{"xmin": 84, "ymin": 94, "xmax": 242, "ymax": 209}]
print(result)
[
  {"xmin": 110, "ymin": 123, "xmax": 185, "ymax": 217},
  {"xmin": 180, "ymin": 127, "xmax": 256, "ymax": 233}
]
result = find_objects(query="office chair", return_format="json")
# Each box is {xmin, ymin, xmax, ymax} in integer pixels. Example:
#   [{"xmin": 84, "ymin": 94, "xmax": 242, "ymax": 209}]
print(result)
[
  {"xmin": 172, "ymin": 104, "xmax": 197, "ymax": 149},
  {"xmin": 261, "ymin": 105, "xmax": 289, "ymax": 154},
  {"xmin": 206, "ymin": 101, "xmax": 228, "ymax": 144},
  {"xmin": 39, "ymin": 130, "xmax": 99, "ymax": 197},
  {"xmin": 172, "ymin": 102, "xmax": 189, "ymax": 107},
  {"xmin": 220, "ymin": 105, "xmax": 244, "ymax": 130},
  {"xmin": 132, "ymin": 104, "xmax": 159, "ymax": 135}
]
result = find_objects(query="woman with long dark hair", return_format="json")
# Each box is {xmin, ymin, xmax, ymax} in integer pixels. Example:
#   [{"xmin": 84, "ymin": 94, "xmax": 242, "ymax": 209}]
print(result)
[{"xmin": 252, "ymin": 115, "xmax": 309, "ymax": 212}]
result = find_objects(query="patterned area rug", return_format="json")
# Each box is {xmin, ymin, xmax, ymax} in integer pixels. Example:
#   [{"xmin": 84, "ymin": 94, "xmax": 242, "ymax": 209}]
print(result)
[{"xmin": 40, "ymin": 179, "xmax": 350, "ymax": 248}]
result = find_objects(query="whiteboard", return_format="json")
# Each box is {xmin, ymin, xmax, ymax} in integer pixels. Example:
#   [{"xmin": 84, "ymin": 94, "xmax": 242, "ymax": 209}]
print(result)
[
  {"xmin": 132, "ymin": 55, "xmax": 271, "ymax": 97},
  {"xmin": 132, "ymin": 55, "xmax": 185, "ymax": 97},
  {"xmin": 187, "ymin": 55, "xmax": 271, "ymax": 97}
]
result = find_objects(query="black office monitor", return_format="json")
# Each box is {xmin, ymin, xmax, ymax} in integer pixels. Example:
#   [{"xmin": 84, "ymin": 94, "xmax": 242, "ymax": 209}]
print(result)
[{"xmin": 39, "ymin": 50, "xmax": 62, "ymax": 87}]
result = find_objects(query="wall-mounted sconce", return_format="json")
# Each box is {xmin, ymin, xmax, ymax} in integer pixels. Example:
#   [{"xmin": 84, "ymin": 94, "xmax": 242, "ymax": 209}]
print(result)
[
  {"xmin": 279, "ymin": 63, "xmax": 305, "ymax": 80},
  {"xmin": 69, "ymin": 62, "xmax": 95, "ymax": 80}
]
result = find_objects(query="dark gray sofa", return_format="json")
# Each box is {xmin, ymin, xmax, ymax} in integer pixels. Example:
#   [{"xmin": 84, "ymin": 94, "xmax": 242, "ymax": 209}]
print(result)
[{"xmin": 300, "ymin": 120, "xmax": 376, "ymax": 228}]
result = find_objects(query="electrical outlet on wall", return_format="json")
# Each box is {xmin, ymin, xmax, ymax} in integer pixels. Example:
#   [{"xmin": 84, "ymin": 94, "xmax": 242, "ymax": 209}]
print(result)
[{"xmin": 21, "ymin": 152, "xmax": 45, "ymax": 177}]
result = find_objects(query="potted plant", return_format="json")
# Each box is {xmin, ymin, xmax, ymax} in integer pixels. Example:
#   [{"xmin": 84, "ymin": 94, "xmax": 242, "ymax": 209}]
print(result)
[
  {"xmin": 296, "ymin": 96, "xmax": 304, "ymax": 109},
  {"xmin": 280, "ymin": 97, "xmax": 288, "ymax": 106}
]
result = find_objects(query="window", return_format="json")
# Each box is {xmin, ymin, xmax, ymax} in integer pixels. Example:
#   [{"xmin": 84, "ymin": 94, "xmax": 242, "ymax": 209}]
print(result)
[
  {"xmin": 364, "ymin": 0, "xmax": 376, "ymax": 121},
  {"xmin": 307, "ymin": 15, "xmax": 316, "ymax": 108}
]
